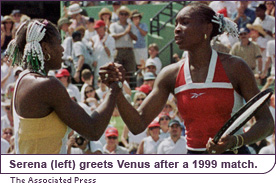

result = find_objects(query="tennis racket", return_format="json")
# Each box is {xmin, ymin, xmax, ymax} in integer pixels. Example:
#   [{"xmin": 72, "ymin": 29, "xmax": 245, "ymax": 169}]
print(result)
[{"xmin": 213, "ymin": 88, "xmax": 273, "ymax": 144}]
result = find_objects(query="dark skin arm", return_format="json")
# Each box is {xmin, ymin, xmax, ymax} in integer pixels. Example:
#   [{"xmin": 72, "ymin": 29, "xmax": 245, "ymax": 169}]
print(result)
[
  {"xmin": 206, "ymin": 53, "xmax": 274, "ymax": 154},
  {"xmin": 100, "ymin": 62, "xmax": 180, "ymax": 134},
  {"xmin": 15, "ymin": 73, "xmax": 123, "ymax": 141}
]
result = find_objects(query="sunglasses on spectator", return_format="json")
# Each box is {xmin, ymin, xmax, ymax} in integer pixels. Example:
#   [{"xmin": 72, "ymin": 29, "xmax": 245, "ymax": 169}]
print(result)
[
  {"xmin": 119, "ymin": 12, "xmax": 129, "ymax": 16},
  {"xmin": 136, "ymin": 98, "xmax": 145, "ymax": 101},
  {"xmin": 4, "ymin": 132, "xmax": 13, "ymax": 135},
  {"xmin": 239, "ymin": 33, "xmax": 248, "ymax": 36},
  {"xmin": 85, "ymin": 90, "xmax": 94, "ymax": 94},
  {"xmin": 160, "ymin": 117, "xmax": 170, "ymax": 121},
  {"xmin": 4, "ymin": 22, "xmax": 13, "ymax": 24},
  {"xmin": 107, "ymin": 136, "xmax": 117, "ymax": 140},
  {"xmin": 5, "ymin": 107, "xmax": 11, "ymax": 111}
]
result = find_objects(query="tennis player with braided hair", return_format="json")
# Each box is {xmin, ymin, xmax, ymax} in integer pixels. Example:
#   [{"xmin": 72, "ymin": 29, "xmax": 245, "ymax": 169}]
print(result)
[
  {"xmin": 100, "ymin": 3, "xmax": 274, "ymax": 154},
  {"xmin": 5, "ymin": 19, "xmax": 124, "ymax": 154}
]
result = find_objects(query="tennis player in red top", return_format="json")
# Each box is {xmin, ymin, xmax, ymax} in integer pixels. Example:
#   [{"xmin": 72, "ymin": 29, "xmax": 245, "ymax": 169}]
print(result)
[{"xmin": 100, "ymin": 3, "xmax": 274, "ymax": 154}]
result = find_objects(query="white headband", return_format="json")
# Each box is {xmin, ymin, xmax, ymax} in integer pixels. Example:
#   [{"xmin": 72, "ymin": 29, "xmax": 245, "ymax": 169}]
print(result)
[{"xmin": 211, "ymin": 14, "xmax": 239, "ymax": 38}]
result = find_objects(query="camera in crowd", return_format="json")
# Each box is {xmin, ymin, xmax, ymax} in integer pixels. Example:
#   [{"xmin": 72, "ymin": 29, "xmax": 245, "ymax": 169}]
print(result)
[{"xmin": 74, "ymin": 135, "xmax": 85, "ymax": 147}]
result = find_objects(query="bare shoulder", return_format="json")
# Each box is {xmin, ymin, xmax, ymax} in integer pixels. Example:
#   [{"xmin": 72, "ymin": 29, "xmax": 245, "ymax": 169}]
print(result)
[
  {"xmin": 218, "ymin": 52, "xmax": 249, "ymax": 69},
  {"xmin": 217, "ymin": 52, "xmax": 258, "ymax": 96},
  {"xmin": 155, "ymin": 60, "xmax": 184, "ymax": 93},
  {"xmin": 16, "ymin": 74, "xmax": 67, "ymax": 117}
]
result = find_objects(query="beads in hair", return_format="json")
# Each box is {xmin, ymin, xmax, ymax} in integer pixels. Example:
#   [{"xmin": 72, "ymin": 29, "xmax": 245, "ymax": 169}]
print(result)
[
  {"xmin": 211, "ymin": 14, "xmax": 239, "ymax": 38},
  {"xmin": 22, "ymin": 20, "xmax": 47, "ymax": 75}
]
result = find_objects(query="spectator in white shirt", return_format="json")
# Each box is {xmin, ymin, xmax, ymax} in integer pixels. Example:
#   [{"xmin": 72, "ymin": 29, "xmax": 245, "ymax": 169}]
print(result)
[
  {"xmin": 84, "ymin": 17, "xmax": 97, "ymax": 44},
  {"xmin": 92, "ymin": 20, "xmax": 116, "ymax": 86},
  {"xmin": 157, "ymin": 119, "xmax": 187, "ymax": 154},
  {"xmin": 147, "ymin": 43, "xmax": 162, "ymax": 74}
]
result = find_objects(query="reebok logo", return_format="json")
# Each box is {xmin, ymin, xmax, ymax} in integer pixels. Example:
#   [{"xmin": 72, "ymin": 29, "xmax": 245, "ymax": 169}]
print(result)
[{"xmin": 190, "ymin": 93, "xmax": 205, "ymax": 99}]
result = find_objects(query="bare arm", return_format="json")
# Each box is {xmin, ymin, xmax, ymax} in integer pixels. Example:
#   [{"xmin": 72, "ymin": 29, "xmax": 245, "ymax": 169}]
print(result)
[
  {"xmin": 136, "ymin": 25, "xmax": 148, "ymax": 36},
  {"xmin": 128, "ymin": 31, "xmax": 137, "ymax": 41},
  {"xmin": 116, "ymin": 65, "xmax": 176, "ymax": 134},
  {"xmin": 207, "ymin": 56, "xmax": 274, "ymax": 153},
  {"xmin": 45, "ymin": 78, "xmax": 121, "ymax": 141}
]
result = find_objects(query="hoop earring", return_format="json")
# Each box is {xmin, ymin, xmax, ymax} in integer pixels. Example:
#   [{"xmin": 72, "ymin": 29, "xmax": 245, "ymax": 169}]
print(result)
[
  {"xmin": 45, "ymin": 53, "xmax": 51, "ymax": 61},
  {"xmin": 204, "ymin": 34, "xmax": 207, "ymax": 40}
]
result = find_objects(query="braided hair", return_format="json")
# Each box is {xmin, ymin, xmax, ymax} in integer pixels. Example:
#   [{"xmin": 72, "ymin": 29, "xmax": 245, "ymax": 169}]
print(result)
[{"xmin": 5, "ymin": 19, "xmax": 59, "ymax": 75}]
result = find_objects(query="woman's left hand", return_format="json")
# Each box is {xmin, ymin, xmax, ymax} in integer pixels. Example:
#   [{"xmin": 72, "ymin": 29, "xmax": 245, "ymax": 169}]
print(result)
[{"xmin": 206, "ymin": 135, "xmax": 236, "ymax": 154}]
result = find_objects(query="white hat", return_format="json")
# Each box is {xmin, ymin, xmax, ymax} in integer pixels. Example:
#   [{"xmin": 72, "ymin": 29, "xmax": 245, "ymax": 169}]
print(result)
[
  {"xmin": 145, "ymin": 58, "xmax": 156, "ymax": 68},
  {"xmin": 67, "ymin": 4, "xmax": 83, "ymax": 16},
  {"xmin": 143, "ymin": 72, "xmax": 156, "ymax": 81}
]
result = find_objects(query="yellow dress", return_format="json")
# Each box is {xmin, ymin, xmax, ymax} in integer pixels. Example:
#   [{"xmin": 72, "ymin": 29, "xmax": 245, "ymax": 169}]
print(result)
[{"xmin": 13, "ymin": 70, "xmax": 70, "ymax": 154}]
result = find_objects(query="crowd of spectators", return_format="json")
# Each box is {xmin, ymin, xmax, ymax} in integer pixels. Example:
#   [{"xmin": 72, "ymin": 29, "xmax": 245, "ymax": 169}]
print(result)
[{"xmin": 1, "ymin": 1, "xmax": 275, "ymax": 155}]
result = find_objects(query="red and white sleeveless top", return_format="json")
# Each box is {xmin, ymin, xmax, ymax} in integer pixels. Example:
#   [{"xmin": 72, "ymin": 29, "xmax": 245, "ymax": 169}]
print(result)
[{"xmin": 174, "ymin": 50, "xmax": 243, "ymax": 151}]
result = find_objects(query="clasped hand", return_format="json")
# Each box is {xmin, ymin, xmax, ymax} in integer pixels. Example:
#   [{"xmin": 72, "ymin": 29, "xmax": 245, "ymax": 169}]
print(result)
[{"xmin": 99, "ymin": 62, "xmax": 125, "ymax": 87}]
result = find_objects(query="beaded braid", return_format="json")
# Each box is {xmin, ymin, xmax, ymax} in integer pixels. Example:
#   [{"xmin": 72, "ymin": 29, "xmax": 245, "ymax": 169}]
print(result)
[
  {"xmin": 211, "ymin": 14, "xmax": 239, "ymax": 38},
  {"xmin": 22, "ymin": 20, "xmax": 47, "ymax": 75}
]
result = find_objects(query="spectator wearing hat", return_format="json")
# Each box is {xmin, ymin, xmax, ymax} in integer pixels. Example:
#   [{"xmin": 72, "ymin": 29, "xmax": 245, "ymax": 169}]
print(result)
[
  {"xmin": 147, "ymin": 43, "xmax": 162, "ymax": 74},
  {"xmin": 247, "ymin": 22, "xmax": 269, "ymax": 78},
  {"xmin": 111, "ymin": 1, "xmax": 121, "ymax": 23},
  {"xmin": 137, "ymin": 121, "xmax": 162, "ymax": 154},
  {"xmin": 232, "ymin": 1, "xmax": 256, "ymax": 31},
  {"xmin": 1, "ymin": 98, "xmax": 13, "ymax": 136},
  {"xmin": 11, "ymin": 9, "xmax": 21, "ymax": 29},
  {"xmin": 109, "ymin": 6, "xmax": 138, "ymax": 87},
  {"xmin": 84, "ymin": 17, "xmax": 97, "ymax": 44},
  {"xmin": 157, "ymin": 119, "xmax": 187, "ymax": 154},
  {"xmin": 55, "ymin": 68, "xmax": 81, "ymax": 102},
  {"xmin": 131, "ymin": 10, "xmax": 148, "ymax": 68},
  {"xmin": 71, "ymin": 31, "xmax": 94, "ymax": 83},
  {"xmin": 158, "ymin": 112, "xmax": 171, "ymax": 140},
  {"xmin": 103, "ymin": 127, "xmax": 129, "ymax": 154},
  {"xmin": 261, "ymin": 27, "xmax": 275, "ymax": 79},
  {"xmin": 135, "ymin": 84, "xmax": 152, "ymax": 96},
  {"xmin": 91, "ymin": 20, "xmax": 116, "ymax": 86},
  {"xmin": 230, "ymin": 28, "xmax": 263, "ymax": 75},
  {"xmin": 57, "ymin": 17, "xmax": 72, "ymax": 38},
  {"xmin": 1, "ymin": 16, "xmax": 15, "ymax": 52},
  {"xmin": 145, "ymin": 59, "xmax": 158, "ymax": 76},
  {"xmin": 143, "ymin": 72, "xmax": 156, "ymax": 89},
  {"xmin": 253, "ymin": 4, "xmax": 275, "ymax": 40},
  {"xmin": 67, "ymin": 3, "xmax": 88, "ymax": 33},
  {"xmin": 98, "ymin": 8, "xmax": 113, "ymax": 32}
]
